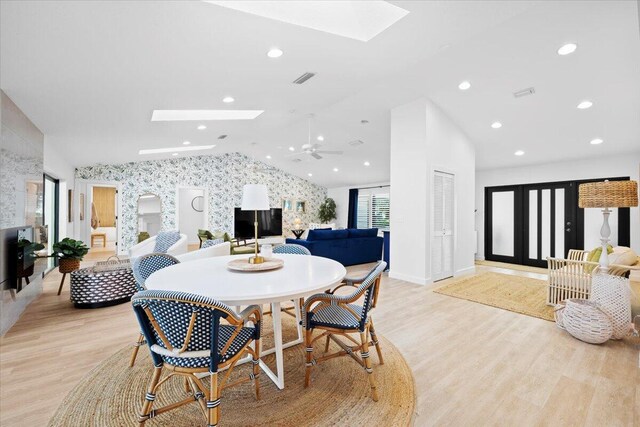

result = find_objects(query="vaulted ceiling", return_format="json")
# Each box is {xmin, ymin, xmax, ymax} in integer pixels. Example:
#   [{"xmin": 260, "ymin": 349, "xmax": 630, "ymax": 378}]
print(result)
[{"xmin": 1, "ymin": 1, "xmax": 638, "ymax": 187}]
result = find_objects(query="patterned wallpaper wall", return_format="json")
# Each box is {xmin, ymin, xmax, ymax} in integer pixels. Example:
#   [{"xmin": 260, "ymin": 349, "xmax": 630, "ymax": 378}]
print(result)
[{"xmin": 75, "ymin": 152, "xmax": 327, "ymax": 250}]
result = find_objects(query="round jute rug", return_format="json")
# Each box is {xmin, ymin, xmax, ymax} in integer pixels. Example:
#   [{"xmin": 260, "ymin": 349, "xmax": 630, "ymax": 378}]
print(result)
[{"xmin": 48, "ymin": 314, "xmax": 415, "ymax": 426}]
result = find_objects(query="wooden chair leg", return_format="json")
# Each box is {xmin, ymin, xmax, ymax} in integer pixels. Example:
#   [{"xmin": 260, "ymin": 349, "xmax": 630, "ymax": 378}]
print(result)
[
  {"xmin": 360, "ymin": 329, "xmax": 378, "ymax": 401},
  {"xmin": 129, "ymin": 333, "xmax": 145, "ymax": 367},
  {"xmin": 139, "ymin": 366, "xmax": 163, "ymax": 425},
  {"xmin": 324, "ymin": 334, "xmax": 331, "ymax": 353},
  {"xmin": 253, "ymin": 338, "xmax": 261, "ymax": 400},
  {"xmin": 304, "ymin": 329, "xmax": 314, "ymax": 387},
  {"xmin": 208, "ymin": 372, "xmax": 220, "ymax": 427},
  {"xmin": 369, "ymin": 319, "xmax": 384, "ymax": 365},
  {"xmin": 57, "ymin": 273, "xmax": 67, "ymax": 295}
]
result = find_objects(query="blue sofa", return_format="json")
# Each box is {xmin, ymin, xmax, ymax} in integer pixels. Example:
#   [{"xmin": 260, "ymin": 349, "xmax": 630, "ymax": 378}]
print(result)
[{"xmin": 286, "ymin": 228, "xmax": 383, "ymax": 266}]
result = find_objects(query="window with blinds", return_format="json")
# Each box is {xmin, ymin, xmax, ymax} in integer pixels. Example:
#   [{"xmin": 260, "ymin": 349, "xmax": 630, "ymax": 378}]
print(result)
[{"xmin": 356, "ymin": 192, "xmax": 390, "ymax": 230}]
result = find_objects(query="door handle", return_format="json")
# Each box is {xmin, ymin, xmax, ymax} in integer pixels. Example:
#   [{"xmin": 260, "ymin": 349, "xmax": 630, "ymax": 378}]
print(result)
[{"xmin": 566, "ymin": 228, "xmax": 571, "ymax": 232}]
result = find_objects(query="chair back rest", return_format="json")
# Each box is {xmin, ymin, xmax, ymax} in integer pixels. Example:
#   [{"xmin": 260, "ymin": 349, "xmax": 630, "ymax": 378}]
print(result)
[
  {"xmin": 567, "ymin": 249, "xmax": 588, "ymax": 261},
  {"xmin": 131, "ymin": 290, "xmax": 236, "ymax": 369},
  {"xmin": 273, "ymin": 243, "xmax": 311, "ymax": 255},
  {"xmin": 350, "ymin": 261, "xmax": 386, "ymax": 326},
  {"xmin": 201, "ymin": 238, "xmax": 224, "ymax": 249},
  {"xmin": 132, "ymin": 253, "xmax": 180, "ymax": 291}
]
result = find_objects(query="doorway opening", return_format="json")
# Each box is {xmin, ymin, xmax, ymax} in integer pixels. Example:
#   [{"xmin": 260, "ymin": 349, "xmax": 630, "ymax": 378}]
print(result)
[
  {"xmin": 43, "ymin": 174, "xmax": 59, "ymax": 272},
  {"xmin": 88, "ymin": 185, "xmax": 118, "ymax": 258},
  {"xmin": 177, "ymin": 187, "xmax": 207, "ymax": 251}
]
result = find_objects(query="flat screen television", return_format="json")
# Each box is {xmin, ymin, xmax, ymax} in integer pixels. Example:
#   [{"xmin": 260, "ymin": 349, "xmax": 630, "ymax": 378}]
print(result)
[{"xmin": 234, "ymin": 208, "xmax": 282, "ymax": 239}]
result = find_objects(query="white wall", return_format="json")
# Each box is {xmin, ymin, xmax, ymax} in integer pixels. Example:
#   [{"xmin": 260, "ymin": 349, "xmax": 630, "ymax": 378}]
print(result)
[
  {"xmin": 177, "ymin": 188, "xmax": 206, "ymax": 244},
  {"xmin": 327, "ymin": 181, "xmax": 390, "ymax": 229},
  {"xmin": 475, "ymin": 152, "xmax": 640, "ymax": 259},
  {"xmin": 43, "ymin": 139, "xmax": 75, "ymax": 239},
  {"xmin": 389, "ymin": 98, "xmax": 475, "ymax": 285}
]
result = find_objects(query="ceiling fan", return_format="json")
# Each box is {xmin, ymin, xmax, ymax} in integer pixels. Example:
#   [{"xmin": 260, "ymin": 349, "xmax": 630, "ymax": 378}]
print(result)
[{"xmin": 287, "ymin": 115, "xmax": 343, "ymax": 160}]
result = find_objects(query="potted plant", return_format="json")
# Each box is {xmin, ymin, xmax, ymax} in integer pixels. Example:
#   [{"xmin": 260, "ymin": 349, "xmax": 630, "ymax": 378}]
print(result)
[
  {"xmin": 17, "ymin": 238, "xmax": 45, "ymax": 278},
  {"xmin": 318, "ymin": 198, "xmax": 337, "ymax": 224},
  {"xmin": 52, "ymin": 238, "xmax": 89, "ymax": 274}
]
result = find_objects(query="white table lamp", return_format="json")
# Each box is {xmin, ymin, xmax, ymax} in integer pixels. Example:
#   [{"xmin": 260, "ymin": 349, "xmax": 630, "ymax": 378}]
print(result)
[
  {"xmin": 578, "ymin": 180, "xmax": 638, "ymax": 273},
  {"xmin": 241, "ymin": 184, "xmax": 270, "ymax": 264}
]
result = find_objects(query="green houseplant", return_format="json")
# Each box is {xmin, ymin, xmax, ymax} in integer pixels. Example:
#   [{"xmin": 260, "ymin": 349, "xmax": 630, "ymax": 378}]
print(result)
[
  {"xmin": 318, "ymin": 198, "xmax": 337, "ymax": 224},
  {"xmin": 52, "ymin": 238, "xmax": 89, "ymax": 274}
]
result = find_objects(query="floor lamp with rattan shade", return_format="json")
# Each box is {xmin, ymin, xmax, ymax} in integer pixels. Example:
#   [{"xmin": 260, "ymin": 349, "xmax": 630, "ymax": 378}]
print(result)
[
  {"xmin": 241, "ymin": 184, "xmax": 270, "ymax": 264},
  {"xmin": 578, "ymin": 180, "xmax": 638, "ymax": 272}
]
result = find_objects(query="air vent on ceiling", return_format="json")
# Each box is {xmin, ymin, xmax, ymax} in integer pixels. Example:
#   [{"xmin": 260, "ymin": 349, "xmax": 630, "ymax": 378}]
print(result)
[
  {"xmin": 513, "ymin": 87, "xmax": 535, "ymax": 98},
  {"xmin": 349, "ymin": 139, "xmax": 365, "ymax": 147},
  {"xmin": 293, "ymin": 72, "xmax": 316, "ymax": 84},
  {"xmin": 292, "ymin": 158, "xmax": 302, "ymax": 163},
  {"xmin": 217, "ymin": 134, "xmax": 228, "ymax": 139}
]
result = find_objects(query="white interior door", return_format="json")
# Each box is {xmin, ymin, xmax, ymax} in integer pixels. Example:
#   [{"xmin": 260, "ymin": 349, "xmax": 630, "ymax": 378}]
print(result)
[{"xmin": 433, "ymin": 171, "xmax": 454, "ymax": 282}]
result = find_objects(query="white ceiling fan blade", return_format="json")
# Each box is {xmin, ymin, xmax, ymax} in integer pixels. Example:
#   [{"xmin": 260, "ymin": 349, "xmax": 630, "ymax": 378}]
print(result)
[
  {"xmin": 315, "ymin": 150, "xmax": 343, "ymax": 155},
  {"xmin": 311, "ymin": 153, "xmax": 323, "ymax": 160}
]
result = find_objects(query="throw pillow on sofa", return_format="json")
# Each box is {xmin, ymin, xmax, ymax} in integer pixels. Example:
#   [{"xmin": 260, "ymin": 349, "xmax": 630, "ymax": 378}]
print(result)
[
  {"xmin": 347, "ymin": 228, "xmax": 378, "ymax": 238},
  {"xmin": 609, "ymin": 246, "xmax": 638, "ymax": 266}
]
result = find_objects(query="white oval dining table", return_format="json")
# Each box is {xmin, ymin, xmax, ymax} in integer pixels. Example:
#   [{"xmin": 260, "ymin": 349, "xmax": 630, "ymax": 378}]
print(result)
[{"xmin": 145, "ymin": 254, "xmax": 347, "ymax": 389}]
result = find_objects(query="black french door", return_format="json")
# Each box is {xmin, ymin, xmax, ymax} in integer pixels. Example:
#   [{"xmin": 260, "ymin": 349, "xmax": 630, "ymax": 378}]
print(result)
[{"xmin": 485, "ymin": 177, "xmax": 631, "ymax": 267}]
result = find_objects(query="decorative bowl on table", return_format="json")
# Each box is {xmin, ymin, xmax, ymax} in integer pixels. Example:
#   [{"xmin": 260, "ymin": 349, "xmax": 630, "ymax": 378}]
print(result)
[{"xmin": 227, "ymin": 257, "xmax": 284, "ymax": 272}]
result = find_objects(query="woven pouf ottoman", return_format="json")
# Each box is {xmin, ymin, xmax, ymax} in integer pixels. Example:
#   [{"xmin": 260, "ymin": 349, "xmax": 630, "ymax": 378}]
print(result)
[
  {"xmin": 70, "ymin": 262, "xmax": 137, "ymax": 308},
  {"xmin": 555, "ymin": 299, "xmax": 613, "ymax": 344}
]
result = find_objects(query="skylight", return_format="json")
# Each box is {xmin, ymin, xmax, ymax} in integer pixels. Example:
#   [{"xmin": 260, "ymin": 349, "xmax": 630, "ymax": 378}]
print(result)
[
  {"xmin": 139, "ymin": 145, "xmax": 216, "ymax": 155},
  {"xmin": 151, "ymin": 110, "xmax": 264, "ymax": 121},
  {"xmin": 203, "ymin": 1, "xmax": 409, "ymax": 42}
]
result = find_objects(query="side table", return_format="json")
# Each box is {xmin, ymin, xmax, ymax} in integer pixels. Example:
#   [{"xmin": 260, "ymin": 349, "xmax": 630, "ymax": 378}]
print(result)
[{"xmin": 291, "ymin": 229, "xmax": 305, "ymax": 239}]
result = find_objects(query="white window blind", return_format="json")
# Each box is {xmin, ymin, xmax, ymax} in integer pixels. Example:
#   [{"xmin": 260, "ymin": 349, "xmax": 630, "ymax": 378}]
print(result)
[
  {"xmin": 356, "ymin": 189, "xmax": 390, "ymax": 230},
  {"xmin": 356, "ymin": 194, "xmax": 370, "ymax": 229}
]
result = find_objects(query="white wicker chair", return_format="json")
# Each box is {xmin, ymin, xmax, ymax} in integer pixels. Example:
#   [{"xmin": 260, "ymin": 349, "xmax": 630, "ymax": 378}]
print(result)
[{"xmin": 546, "ymin": 257, "xmax": 631, "ymax": 305}]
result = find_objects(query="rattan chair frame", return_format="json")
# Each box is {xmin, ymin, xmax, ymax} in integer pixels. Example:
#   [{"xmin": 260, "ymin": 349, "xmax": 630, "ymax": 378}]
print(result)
[
  {"xmin": 302, "ymin": 261, "xmax": 386, "ymax": 401},
  {"xmin": 132, "ymin": 291, "xmax": 262, "ymax": 427}
]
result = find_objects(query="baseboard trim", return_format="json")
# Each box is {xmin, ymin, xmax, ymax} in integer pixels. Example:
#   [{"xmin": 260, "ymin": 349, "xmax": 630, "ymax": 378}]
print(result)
[
  {"xmin": 388, "ymin": 270, "xmax": 431, "ymax": 286},
  {"xmin": 455, "ymin": 265, "xmax": 476, "ymax": 276}
]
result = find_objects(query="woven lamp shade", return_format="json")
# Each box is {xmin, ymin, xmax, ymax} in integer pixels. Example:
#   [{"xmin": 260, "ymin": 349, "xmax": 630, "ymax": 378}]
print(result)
[{"xmin": 578, "ymin": 180, "xmax": 638, "ymax": 208}]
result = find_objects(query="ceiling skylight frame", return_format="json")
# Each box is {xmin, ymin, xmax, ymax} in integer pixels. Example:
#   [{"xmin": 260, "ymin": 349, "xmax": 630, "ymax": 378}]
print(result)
[{"xmin": 151, "ymin": 110, "xmax": 264, "ymax": 121}]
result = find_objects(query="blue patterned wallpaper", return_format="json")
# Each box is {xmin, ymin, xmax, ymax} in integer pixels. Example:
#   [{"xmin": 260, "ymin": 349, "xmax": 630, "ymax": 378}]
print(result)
[{"xmin": 75, "ymin": 152, "xmax": 327, "ymax": 250}]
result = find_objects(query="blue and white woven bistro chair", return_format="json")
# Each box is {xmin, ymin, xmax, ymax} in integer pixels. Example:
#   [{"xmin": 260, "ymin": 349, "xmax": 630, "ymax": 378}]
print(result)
[
  {"xmin": 272, "ymin": 243, "xmax": 311, "ymax": 255},
  {"xmin": 129, "ymin": 253, "xmax": 180, "ymax": 367},
  {"xmin": 132, "ymin": 290, "xmax": 262, "ymax": 427},
  {"xmin": 302, "ymin": 260, "xmax": 386, "ymax": 401}
]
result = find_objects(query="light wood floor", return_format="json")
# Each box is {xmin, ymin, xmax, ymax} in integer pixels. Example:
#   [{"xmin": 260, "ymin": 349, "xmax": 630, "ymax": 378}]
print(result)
[{"xmin": 1, "ymin": 254, "xmax": 638, "ymax": 426}]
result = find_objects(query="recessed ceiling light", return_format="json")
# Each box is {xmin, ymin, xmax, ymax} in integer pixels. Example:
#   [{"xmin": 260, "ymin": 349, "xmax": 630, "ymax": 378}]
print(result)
[
  {"xmin": 267, "ymin": 48, "xmax": 283, "ymax": 58},
  {"xmin": 151, "ymin": 110, "xmax": 263, "ymax": 121},
  {"xmin": 197, "ymin": 124, "xmax": 207, "ymax": 130},
  {"xmin": 205, "ymin": 1, "xmax": 409, "ymax": 42},
  {"xmin": 139, "ymin": 145, "xmax": 216, "ymax": 155},
  {"xmin": 514, "ymin": 150, "xmax": 525, "ymax": 156},
  {"xmin": 172, "ymin": 153, "xmax": 178, "ymax": 156},
  {"xmin": 222, "ymin": 96, "xmax": 235, "ymax": 103},
  {"xmin": 333, "ymin": 167, "xmax": 339, "ymax": 172},
  {"xmin": 590, "ymin": 138, "xmax": 604, "ymax": 145},
  {"xmin": 183, "ymin": 141, "xmax": 191, "ymax": 145},
  {"xmin": 458, "ymin": 81, "xmax": 471, "ymax": 90},
  {"xmin": 557, "ymin": 43, "xmax": 577, "ymax": 55},
  {"xmin": 317, "ymin": 135, "xmax": 324, "ymax": 141},
  {"xmin": 364, "ymin": 161, "xmax": 370, "ymax": 166},
  {"xmin": 307, "ymin": 173, "xmax": 313, "ymax": 177},
  {"xmin": 577, "ymin": 100, "xmax": 593, "ymax": 109},
  {"xmin": 491, "ymin": 121, "xmax": 502, "ymax": 129},
  {"xmin": 266, "ymin": 155, "xmax": 272, "ymax": 159},
  {"xmin": 288, "ymin": 146, "xmax": 295, "ymax": 151}
]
